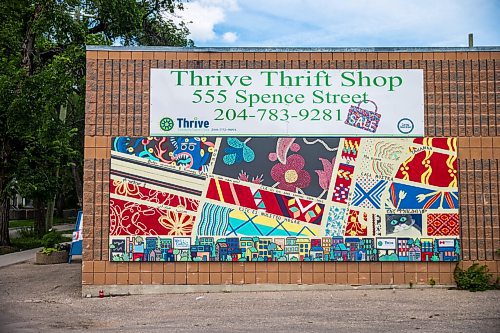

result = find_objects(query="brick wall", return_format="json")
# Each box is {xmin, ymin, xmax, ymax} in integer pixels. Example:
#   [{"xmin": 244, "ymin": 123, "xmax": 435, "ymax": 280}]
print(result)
[{"xmin": 82, "ymin": 50, "xmax": 500, "ymax": 286}]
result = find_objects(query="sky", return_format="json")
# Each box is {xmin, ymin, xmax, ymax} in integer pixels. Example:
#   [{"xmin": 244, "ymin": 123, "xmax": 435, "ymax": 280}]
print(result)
[{"xmin": 170, "ymin": 0, "xmax": 500, "ymax": 47}]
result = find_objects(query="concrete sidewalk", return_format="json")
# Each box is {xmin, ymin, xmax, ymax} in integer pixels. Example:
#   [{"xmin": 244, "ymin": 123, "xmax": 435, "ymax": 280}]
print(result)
[
  {"xmin": 0, "ymin": 241, "xmax": 75, "ymax": 268},
  {"xmin": 0, "ymin": 247, "xmax": 43, "ymax": 268},
  {"xmin": 2, "ymin": 224, "xmax": 76, "ymax": 268}
]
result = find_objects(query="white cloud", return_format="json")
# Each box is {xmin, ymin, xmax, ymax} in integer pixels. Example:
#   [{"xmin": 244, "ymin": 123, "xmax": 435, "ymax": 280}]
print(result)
[
  {"xmin": 197, "ymin": 0, "xmax": 239, "ymax": 11},
  {"xmin": 222, "ymin": 31, "xmax": 238, "ymax": 43},
  {"xmin": 198, "ymin": 0, "xmax": 499, "ymax": 47},
  {"xmin": 169, "ymin": 0, "xmax": 239, "ymax": 42}
]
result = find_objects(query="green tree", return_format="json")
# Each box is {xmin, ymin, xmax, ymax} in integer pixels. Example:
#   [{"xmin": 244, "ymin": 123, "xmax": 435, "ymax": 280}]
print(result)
[
  {"xmin": 454, "ymin": 240, "xmax": 460, "ymax": 258},
  {"xmin": 0, "ymin": 0, "xmax": 192, "ymax": 244}
]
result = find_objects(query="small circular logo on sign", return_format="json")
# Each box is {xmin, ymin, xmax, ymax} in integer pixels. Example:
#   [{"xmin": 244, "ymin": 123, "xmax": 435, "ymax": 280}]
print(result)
[
  {"xmin": 397, "ymin": 118, "xmax": 414, "ymax": 134},
  {"xmin": 160, "ymin": 117, "xmax": 174, "ymax": 131}
]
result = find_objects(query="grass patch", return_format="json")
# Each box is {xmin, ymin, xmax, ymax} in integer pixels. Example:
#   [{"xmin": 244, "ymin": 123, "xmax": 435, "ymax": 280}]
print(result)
[
  {"xmin": 9, "ymin": 219, "xmax": 33, "ymax": 228},
  {"xmin": 9, "ymin": 216, "xmax": 76, "ymax": 229}
]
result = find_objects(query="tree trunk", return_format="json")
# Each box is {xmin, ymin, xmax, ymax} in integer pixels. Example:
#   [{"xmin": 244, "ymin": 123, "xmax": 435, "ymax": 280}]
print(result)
[
  {"xmin": 45, "ymin": 104, "xmax": 66, "ymax": 227},
  {"xmin": 72, "ymin": 165, "xmax": 83, "ymax": 208},
  {"xmin": 45, "ymin": 197, "xmax": 55, "ymax": 230},
  {"xmin": 33, "ymin": 198, "xmax": 46, "ymax": 237},
  {"xmin": 0, "ymin": 196, "xmax": 10, "ymax": 246},
  {"xmin": 22, "ymin": 3, "xmax": 43, "ymax": 75},
  {"xmin": 45, "ymin": 167, "xmax": 58, "ymax": 230},
  {"xmin": 56, "ymin": 193, "xmax": 64, "ymax": 218}
]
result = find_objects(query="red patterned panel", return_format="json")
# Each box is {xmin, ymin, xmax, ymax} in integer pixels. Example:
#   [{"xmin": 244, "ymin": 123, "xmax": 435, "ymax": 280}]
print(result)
[
  {"xmin": 233, "ymin": 183, "xmax": 258, "ymax": 209},
  {"xmin": 344, "ymin": 209, "xmax": 368, "ymax": 236},
  {"xmin": 427, "ymin": 213, "xmax": 459, "ymax": 236},
  {"xmin": 206, "ymin": 178, "xmax": 233, "ymax": 204},
  {"xmin": 110, "ymin": 179, "xmax": 199, "ymax": 212},
  {"xmin": 332, "ymin": 163, "xmax": 354, "ymax": 204},
  {"xmin": 207, "ymin": 178, "xmax": 260, "ymax": 209},
  {"xmin": 205, "ymin": 178, "xmax": 324, "ymax": 225},
  {"xmin": 395, "ymin": 151, "xmax": 457, "ymax": 188},
  {"xmin": 341, "ymin": 138, "xmax": 361, "ymax": 161},
  {"xmin": 413, "ymin": 138, "xmax": 457, "ymax": 152},
  {"xmin": 109, "ymin": 197, "xmax": 196, "ymax": 236}
]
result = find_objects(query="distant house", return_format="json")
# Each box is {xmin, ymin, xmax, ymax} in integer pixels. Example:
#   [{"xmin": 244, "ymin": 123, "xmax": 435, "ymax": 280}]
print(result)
[
  {"xmin": 216, "ymin": 242, "xmax": 228, "ymax": 261},
  {"xmin": 345, "ymin": 238, "xmax": 360, "ymax": 261},
  {"xmin": 421, "ymin": 238, "xmax": 433, "ymax": 261},
  {"xmin": 190, "ymin": 244, "xmax": 212, "ymax": 261},
  {"xmin": 257, "ymin": 238, "xmax": 272, "ymax": 261},
  {"xmin": 296, "ymin": 238, "xmax": 310, "ymax": 260},
  {"xmin": 322, "ymin": 237, "xmax": 332, "ymax": 259},
  {"xmin": 145, "ymin": 237, "xmax": 158, "ymax": 260},
  {"xmin": 149, "ymin": 249, "xmax": 162, "ymax": 261},
  {"xmin": 225, "ymin": 237, "xmax": 242, "ymax": 261},
  {"xmin": 408, "ymin": 245, "xmax": 421, "ymax": 262},
  {"xmin": 160, "ymin": 238, "xmax": 173, "ymax": 261},
  {"xmin": 248, "ymin": 246, "xmax": 259, "ymax": 261},
  {"xmin": 310, "ymin": 246, "xmax": 324, "ymax": 260},
  {"xmin": 239, "ymin": 237, "xmax": 255, "ymax": 261},
  {"xmin": 284, "ymin": 237, "xmax": 299, "ymax": 260},
  {"xmin": 397, "ymin": 238, "xmax": 410, "ymax": 261},
  {"xmin": 333, "ymin": 243, "xmax": 348, "ymax": 261},
  {"xmin": 360, "ymin": 238, "xmax": 376, "ymax": 261},
  {"xmin": 132, "ymin": 237, "xmax": 145, "ymax": 261},
  {"xmin": 198, "ymin": 237, "xmax": 215, "ymax": 259},
  {"xmin": 437, "ymin": 240, "xmax": 458, "ymax": 261},
  {"xmin": 272, "ymin": 244, "xmax": 285, "ymax": 261},
  {"xmin": 164, "ymin": 249, "xmax": 175, "ymax": 262}
]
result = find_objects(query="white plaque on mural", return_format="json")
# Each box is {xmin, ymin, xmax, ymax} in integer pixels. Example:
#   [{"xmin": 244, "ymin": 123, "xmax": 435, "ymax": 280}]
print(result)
[
  {"xmin": 150, "ymin": 69, "xmax": 424, "ymax": 137},
  {"xmin": 376, "ymin": 238, "xmax": 397, "ymax": 250}
]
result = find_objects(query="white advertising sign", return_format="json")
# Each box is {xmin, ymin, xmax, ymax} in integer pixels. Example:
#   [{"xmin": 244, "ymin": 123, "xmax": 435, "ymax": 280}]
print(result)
[
  {"xmin": 173, "ymin": 237, "xmax": 191, "ymax": 249},
  {"xmin": 438, "ymin": 239, "xmax": 455, "ymax": 248},
  {"xmin": 150, "ymin": 69, "xmax": 424, "ymax": 136},
  {"xmin": 376, "ymin": 238, "xmax": 397, "ymax": 250}
]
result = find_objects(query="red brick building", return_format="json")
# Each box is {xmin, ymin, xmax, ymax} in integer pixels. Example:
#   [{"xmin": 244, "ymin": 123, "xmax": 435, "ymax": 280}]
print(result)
[{"xmin": 83, "ymin": 47, "xmax": 499, "ymax": 294}]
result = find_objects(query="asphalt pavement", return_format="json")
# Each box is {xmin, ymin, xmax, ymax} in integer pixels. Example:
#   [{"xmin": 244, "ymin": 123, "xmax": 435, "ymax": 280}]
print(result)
[{"xmin": 0, "ymin": 260, "xmax": 499, "ymax": 333}]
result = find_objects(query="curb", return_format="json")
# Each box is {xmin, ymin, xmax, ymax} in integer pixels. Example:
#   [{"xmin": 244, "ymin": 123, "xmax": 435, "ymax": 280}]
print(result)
[
  {"xmin": 0, "ymin": 247, "xmax": 43, "ymax": 269},
  {"xmin": 82, "ymin": 283, "xmax": 456, "ymax": 297}
]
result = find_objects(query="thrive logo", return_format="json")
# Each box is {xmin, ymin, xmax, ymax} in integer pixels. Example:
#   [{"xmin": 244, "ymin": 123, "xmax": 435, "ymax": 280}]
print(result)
[
  {"xmin": 177, "ymin": 117, "xmax": 210, "ymax": 129},
  {"xmin": 160, "ymin": 117, "xmax": 174, "ymax": 131},
  {"xmin": 397, "ymin": 118, "xmax": 414, "ymax": 134}
]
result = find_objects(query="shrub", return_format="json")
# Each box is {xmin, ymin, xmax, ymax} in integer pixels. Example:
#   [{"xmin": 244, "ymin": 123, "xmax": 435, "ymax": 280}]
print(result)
[
  {"xmin": 8, "ymin": 229, "xmax": 70, "ymax": 253},
  {"xmin": 16, "ymin": 227, "xmax": 36, "ymax": 238},
  {"xmin": 12, "ymin": 227, "xmax": 41, "ymax": 251},
  {"xmin": 41, "ymin": 230, "xmax": 64, "ymax": 249},
  {"xmin": 454, "ymin": 263, "xmax": 493, "ymax": 292},
  {"xmin": 0, "ymin": 246, "xmax": 17, "ymax": 255},
  {"xmin": 11, "ymin": 237, "xmax": 43, "ymax": 251},
  {"xmin": 41, "ymin": 247, "xmax": 61, "ymax": 255}
]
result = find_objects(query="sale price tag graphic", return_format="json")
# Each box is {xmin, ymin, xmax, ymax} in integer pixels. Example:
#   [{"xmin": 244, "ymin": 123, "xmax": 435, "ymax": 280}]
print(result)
[{"xmin": 344, "ymin": 100, "xmax": 381, "ymax": 133}]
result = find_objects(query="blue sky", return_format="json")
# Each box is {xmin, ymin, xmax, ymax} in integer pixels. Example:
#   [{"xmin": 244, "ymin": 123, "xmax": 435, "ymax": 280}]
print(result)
[{"xmin": 172, "ymin": 0, "xmax": 500, "ymax": 47}]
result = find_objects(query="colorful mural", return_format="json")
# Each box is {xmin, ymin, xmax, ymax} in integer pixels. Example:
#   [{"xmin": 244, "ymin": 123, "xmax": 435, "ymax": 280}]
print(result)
[{"xmin": 109, "ymin": 137, "xmax": 459, "ymax": 262}]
